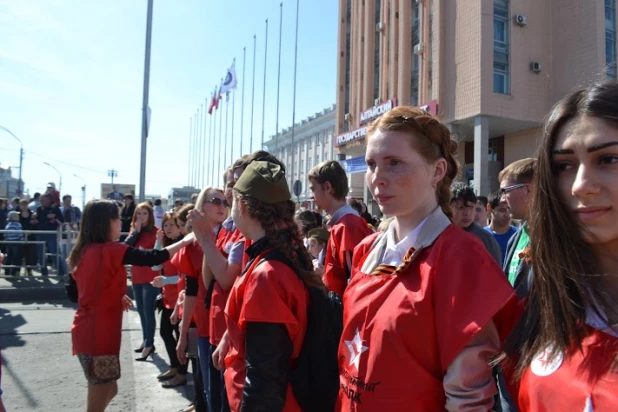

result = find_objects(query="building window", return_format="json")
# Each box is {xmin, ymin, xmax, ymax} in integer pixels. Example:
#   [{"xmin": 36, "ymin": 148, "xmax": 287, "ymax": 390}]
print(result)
[
  {"xmin": 410, "ymin": 1, "xmax": 420, "ymax": 106},
  {"xmin": 607, "ymin": 0, "xmax": 617, "ymax": 80},
  {"xmin": 374, "ymin": 0, "xmax": 381, "ymax": 101},
  {"xmin": 493, "ymin": 0, "xmax": 510, "ymax": 94}
]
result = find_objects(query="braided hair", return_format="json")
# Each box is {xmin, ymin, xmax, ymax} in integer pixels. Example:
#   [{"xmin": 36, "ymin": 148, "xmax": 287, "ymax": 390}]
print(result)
[
  {"xmin": 237, "ymin": 193, "xmax": 325, "ymax": 290},
  {"xmin": 367, "ymin": 106, "xmax": 459, "ymax": 221}
]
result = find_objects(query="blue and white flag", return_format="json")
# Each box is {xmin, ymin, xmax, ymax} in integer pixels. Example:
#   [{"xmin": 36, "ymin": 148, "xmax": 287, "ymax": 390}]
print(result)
[{"xmin": 219, "ymin": 60, "xmax": 238, "ymax": 96}]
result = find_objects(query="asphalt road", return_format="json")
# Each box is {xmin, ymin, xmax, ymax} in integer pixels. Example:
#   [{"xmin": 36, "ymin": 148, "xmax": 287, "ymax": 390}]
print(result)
[{"xmin": 1, "ymin": 299, "xmax": 196, "ymax": 411}]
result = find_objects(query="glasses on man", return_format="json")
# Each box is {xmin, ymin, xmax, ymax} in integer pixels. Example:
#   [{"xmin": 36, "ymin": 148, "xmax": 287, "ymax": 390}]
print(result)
[
  {"xmin": 206, "ymin": 198, "xmax": 230, "ymax": 208},
  {"xmin": 500, "ymin": 183, "xmax": 527, "ymax": 195}
]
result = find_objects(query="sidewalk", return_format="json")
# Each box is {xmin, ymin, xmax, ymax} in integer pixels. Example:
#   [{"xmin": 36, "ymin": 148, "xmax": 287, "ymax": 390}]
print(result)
[
  {"xmin": 1, "ymin": 300, "xmax": 194, "ymax": 411},
  {"xmin": 0, "ymin": 273, "xmax": 66, "ymax": 302}
]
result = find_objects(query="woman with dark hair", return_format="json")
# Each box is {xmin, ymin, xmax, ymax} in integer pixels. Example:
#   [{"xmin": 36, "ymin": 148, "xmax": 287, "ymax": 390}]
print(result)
[
  {"xmin": 337, "ymin": 107, "xmax": 518, "ymax": 410},
  {"xmin": 509, "ymin": 82, "xmax": 618, "ymax": 410},
  {"xmin": 69, "ymin": 200, "xmax": 192, "ymax": 412},
  {"xmin": 125, "ymin": 202, "xmax": 159, "ymax": 360},
  {"xmin": 120, "ymin": 195, "xmax": 136, "ymax": 240},
  {"xmin": 294, "ymin": 209, "xmax": 321, "ymax": 246},
  {"xmin": 191, "ymin": 161, "xmax": 320, "ymax": 411}
]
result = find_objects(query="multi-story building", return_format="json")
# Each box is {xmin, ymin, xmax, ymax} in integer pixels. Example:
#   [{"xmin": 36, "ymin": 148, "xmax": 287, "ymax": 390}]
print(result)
[
  {"xmin": 168, "ymin": 186, "xmax": 200, "ymax": 205},
  {"xmin": 335, "ymin": 0, "xmax": 617, "ymax": 201},
  {"xmin": 264, "ymin": 105, "xmax": 336, "ymax": 203},
  {"xmin": 0, "ymin": 166, "xmax": 23, "ymax": 198}
]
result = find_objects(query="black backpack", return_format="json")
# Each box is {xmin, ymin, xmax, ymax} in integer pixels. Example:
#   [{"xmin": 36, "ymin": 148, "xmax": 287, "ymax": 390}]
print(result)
[{"xmin": 259, "ymin": 250, "xmax": 343, "ymax": 412}]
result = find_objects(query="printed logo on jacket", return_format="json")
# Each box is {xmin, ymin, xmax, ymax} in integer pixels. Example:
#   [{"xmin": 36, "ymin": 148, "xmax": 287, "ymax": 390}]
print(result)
[{"xmin": 340, "ymin": 328, "xmax": 381, "ymax": 404}]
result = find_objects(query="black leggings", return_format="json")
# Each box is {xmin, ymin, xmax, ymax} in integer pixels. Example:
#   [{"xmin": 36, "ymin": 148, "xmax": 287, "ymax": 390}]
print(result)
[{"xmin": 159, "ymin": 308, "xmax": 187, "ymax": 374}]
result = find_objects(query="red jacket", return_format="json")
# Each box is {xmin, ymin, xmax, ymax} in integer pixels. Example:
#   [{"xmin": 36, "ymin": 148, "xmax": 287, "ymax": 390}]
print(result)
[
  {"xmin": 72, "ymin": 242, "xmax": 129, "ymax": 356},
  {"xmin": 518, "ymin": 325, "xmax": 618, "ymax": 411},
  {"xmin": 209, "ymin": 226, "xmax": 246, "ymax": 346},
  {"xmin": 176, "ymin": 243, "xmax": 209, "ymax": 338},
  {"xmin": 130, "ymin": 229, "xmax": 158, "ymax": 284},
  {"xmin": 337, "ymin": 222, "xmax": 517, "ymax": 411},
  {"xmin": 224, "ymin": 250, "xmax": 308, "ymax": 412},
  {"xmin": 324, "ymin": 213, "xmax": 373, "ymax": 297}
]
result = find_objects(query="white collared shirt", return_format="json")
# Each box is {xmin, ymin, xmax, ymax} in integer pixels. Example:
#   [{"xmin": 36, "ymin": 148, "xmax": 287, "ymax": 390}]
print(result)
[{"xmin": 382, "ymin": 215, "xmax": 431, "ymax": 266}]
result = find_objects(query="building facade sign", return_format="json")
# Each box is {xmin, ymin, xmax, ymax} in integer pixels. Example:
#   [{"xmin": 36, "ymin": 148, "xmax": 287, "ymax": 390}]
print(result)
[
  {"xmin": 335, "ymin": 126, "xmax": 368, "ymax": 147},
  {"xmin": 418, "ymin": 99, "xmax": 439, "ymax": 117},
  {"xmin": 359, "ymin": 99, "xmax": 397, "ymax": 124},
  {"xmin": 340, "ymin": 155, "xmax": 368, "ymax": 174}
]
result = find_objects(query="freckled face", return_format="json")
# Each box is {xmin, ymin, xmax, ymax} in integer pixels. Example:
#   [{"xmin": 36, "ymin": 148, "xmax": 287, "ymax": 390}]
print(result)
[{"xmin": 365, "ymin": 130, "xmax": 442, "ymax": 220}]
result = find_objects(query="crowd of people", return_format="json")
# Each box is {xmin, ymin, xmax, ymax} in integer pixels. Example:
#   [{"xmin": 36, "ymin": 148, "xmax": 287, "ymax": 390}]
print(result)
[{"xmin": 1, "ymin": 81, "xmax": 617, "ymax": 411}]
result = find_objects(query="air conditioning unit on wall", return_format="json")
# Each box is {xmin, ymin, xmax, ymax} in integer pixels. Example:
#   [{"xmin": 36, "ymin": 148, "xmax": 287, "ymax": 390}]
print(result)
[
  {"xmin": 514, "ymin": 14, "xmax": 528, "ymax": 26},
  {"xmin": 414, "ymin": 42, "xmax": 424, "ymax": 55},
  {"xmin": 344, "ymin": 113, "xmax": 351, "ymax": 121},
  {"xmin": 530, "ymin": 61, "xmax": 542, "ymax": 73},
  {"xmin": 374, "ymin": 98, "xmax": 381, "ymax": 106},
  {"xmin": 376, "ymin": 22, "xmax": 385, "ymax": 32}
]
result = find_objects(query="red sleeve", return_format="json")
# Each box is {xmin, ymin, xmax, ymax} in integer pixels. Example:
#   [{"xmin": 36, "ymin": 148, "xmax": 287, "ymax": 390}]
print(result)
[
  {"xmin": 187, "ymin": 244, "xmax": 203, "ymax": 279},
  {"xmin": 238, "ymin": 261, "xmax": 303, "ymax": 338},
  {"xmin": 174, "ymin": 247, "xmax": 195, "ymax": 277},
  {"xmin": 432, "ymin": 228, "xmax": 517, "ymax": 371}
]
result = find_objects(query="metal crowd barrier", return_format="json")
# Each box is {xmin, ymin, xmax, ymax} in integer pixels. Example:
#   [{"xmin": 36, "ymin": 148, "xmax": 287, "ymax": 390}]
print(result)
[{"xmin": 0, "ymin": 228, "xmax": 131, "ymax": 278}]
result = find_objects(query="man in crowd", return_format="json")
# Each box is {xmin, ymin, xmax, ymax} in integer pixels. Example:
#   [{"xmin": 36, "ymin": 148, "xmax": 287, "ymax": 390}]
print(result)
[
  {"xmin": 106, "ymin": 184, "xmax": 124, "ymax": 201},
  {"xmin": 153, "ymin": 198, "xmax": 165, "ymax": 228},
  {"xmin": 60, "ymin": 195, "xmax": 81, "ymax": 231},
  {"xmin": 28, "ymin": 192, "xmax": 41, "ymax": 212},
  {"xmin": 499, "ymin": 157, "xmax": 536, "ymax": 299},
  {"xmin": 483, "ymin": 191, "xmax": 517, "ymax": 264},
  {"xmin": 0, "ymin": 199, "xmax": 7, "ymax": 254},
  {"xmin": 32, "ymin": 194, "xmax": 64, "ymax": 276},
  {"xmin": 450, "ymin": 183, "xmax": 502, "ymax": 265},
  {"xmin": 474, "ymin": 195, "xmax": 489, "ymax": 227},
  {"xmin": 308, "ymin": 160, "xmax": 373, "ymax": 297}
]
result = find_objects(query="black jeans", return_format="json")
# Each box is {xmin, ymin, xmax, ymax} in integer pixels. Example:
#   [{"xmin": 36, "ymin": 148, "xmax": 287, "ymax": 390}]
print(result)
[
  {"xmin": 5, "ymin": 244, "xmax": 21, "ymax": 275},
  {"xmin": 159, "ymin": 308, "xmax": 187, "ymax": 374},
  {"xmin": 192, "ymin": 356, "xmax": 207, "ymax": 412}
]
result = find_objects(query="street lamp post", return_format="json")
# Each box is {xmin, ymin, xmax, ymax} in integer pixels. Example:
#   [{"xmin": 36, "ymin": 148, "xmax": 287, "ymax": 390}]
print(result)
[
  {"xmin": 0, "ymin": 125, "xmax": 24, "ymax": 195},
  {"xmin": 73, "ymin": 174, "xmax": 86, "ymax": 209},
  {"xmin": 43, "ymin": 162, "xmax": 62, "ymax": 195}
]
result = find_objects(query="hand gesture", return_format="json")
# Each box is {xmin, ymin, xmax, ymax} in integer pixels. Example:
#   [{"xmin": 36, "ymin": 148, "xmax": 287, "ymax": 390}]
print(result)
[
  {"xmin": 151, "ymin": 276, "xmax": 164, "ymax": 288},
  {"xmin": 134, "ymin": 219, "xmax": 142, "ymax": 232},
  {"xmin": 121, "ymin": 295, "xmax": 134, "ymax": 312},
  {"xmin": 188, "ymin": 210, "xmax": 213, "ymax": 244},
  {"xmin": 156, "ymin": 229, "xmax": 165, "ymax": 245}
]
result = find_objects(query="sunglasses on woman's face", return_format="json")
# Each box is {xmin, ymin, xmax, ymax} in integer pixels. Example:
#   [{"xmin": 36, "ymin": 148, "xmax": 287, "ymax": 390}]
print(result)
[{"xmin": 206, "ymin": 198, "xmax": 229, "ymax": 208}]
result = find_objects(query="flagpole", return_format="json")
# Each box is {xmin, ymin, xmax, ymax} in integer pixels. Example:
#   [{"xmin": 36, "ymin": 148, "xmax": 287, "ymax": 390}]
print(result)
[
  {"xmin": 202, "ymin": 98, "xmax": 208, "ymax": 187},
  {"xmin": 218, "ymin": 79, "xmax": 224, "ymax": 179},
  {"xmin": 291, "ymin": 0, "xmax": 300, "ymax": 185},
  {"xmin": 250, "ymin": 34, "xmax": 257, "ymax": 152},
  {"xmin": 188, "ymin": 116, "xmax": 193, "ymax": 186},
  {"xmin": 138, "ymin": 0, "xmax": 153, "ymax": 202},
  {"xmin": 231, "ymin": 89, "xmax": 236, "ymax": 166},
  {"xmin": 261, "ymin": 19, "xmax": 268, "ymax": 148},
  {"xmin": 275, "ymin": 2, "xmax": 283, "ymax": 151},
  {"xmin": 224, "ymin": 94, "xmax": 229, "ymax": 170},
  {"xmin": 200, "ymin": 104, "xmax": 205, "ymax": 188},
  {"xmin": 194, "ymin": 110, "xmax": 198, "ymax": 187},
  {"xmin": 240, "ymin": 48, "xmax": 246, "ymax": 157},
  {"xmin": 209, "ymin": 97, "xmax": 214, "ymax": 187},
  {"xmin": 211, "ymin": 88, "xmax": 218, "ymax": 187}
]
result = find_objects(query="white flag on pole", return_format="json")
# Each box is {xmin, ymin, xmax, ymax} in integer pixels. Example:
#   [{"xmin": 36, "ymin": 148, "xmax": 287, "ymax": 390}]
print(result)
[{"xmin": 219, "ymin": 60, "xmax": 238, "ymax": 95}]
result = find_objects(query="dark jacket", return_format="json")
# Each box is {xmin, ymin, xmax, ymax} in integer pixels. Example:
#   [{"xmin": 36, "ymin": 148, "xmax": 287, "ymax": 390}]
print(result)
[
  {"xmin": 465, "ymin": 222, "xmax": 503, "ymax": 266},
  {"xmin": 35, "ymin": 205, "xmax": 64, "ymax": 231},
  {"xmin": 120, "ymin": 203, "xmax": 135, "ymax": 234},
  {"xmin": 502, "ymin": 227, "xmax": 532, "ymax": 300}
]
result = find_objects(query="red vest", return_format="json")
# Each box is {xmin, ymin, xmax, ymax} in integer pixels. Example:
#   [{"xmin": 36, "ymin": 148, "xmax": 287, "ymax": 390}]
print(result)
[
  {"xmin": 72, "ymin": 241, "xmax": 129, "ymax": 356},
  {"xmin": 337, "ymin": 226, "xmax": 518, "ymax": 411},
  {"xmin": 209, "ymin": 226, "xmax": 246, "ymax": 346},
  {"xmin": 224, "ymin": 250, "xmax": 308, "ymax": 412},
  {"xmin": 130, "ymin": 229, "xmax": 158, "ymax": 284},
  {"xmin": 176, "ymin": 243, "xmax": 209, "ymax": 337},
  {"xmin": 162, "ymin": 259, "xmax": 179, "ymax": 310},
  {"xmin": 518, "ymin": 326, "xmax": 618, "ymax": 411},
  {"xmin": 324, "ymin": 213, "xmax": 373, "ymax": 297}
]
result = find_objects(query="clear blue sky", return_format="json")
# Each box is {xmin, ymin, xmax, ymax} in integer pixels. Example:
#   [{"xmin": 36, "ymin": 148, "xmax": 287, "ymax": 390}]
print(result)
[{"xmin": 0, "ymin": 0, "xmax": 338, "ymax": 204}]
